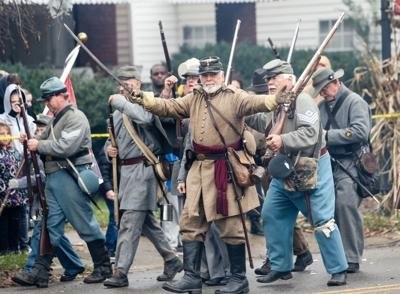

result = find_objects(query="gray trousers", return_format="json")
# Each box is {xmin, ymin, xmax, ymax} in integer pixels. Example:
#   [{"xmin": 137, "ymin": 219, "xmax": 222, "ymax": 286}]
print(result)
[
  {"xmin": 200, "ymin": 223, "xmax": 230, "ymax": 280},
  {"xmin": 115, "ymin": 210, "xmax": 176, "ymax": 274},
  {"xmin": 333, "ymin": 159, "xmax": 364, "ymax": 264}
]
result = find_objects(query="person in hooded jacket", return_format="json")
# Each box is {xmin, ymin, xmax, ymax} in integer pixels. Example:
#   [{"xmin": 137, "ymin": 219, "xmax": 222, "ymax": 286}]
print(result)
[{"xmin": 0, "ymin": 84, "xmax": 36, "ymax": 155}]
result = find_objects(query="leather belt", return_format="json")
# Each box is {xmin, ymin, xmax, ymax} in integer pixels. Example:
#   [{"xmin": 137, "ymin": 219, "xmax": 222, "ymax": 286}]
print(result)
[
  {"xmin": 45, "ymin": 149, "xmax": 90, "ymax": 162},
  {"xmin": 119, "ymin": 156, "xmax": 146, "ymax": 166},
  {"xmin": 320, "ymin": 146, "xmax": 328, "ymax": 156},
  {"xmin": 195, "ymin": 153, "xmax": 226, "ymax": 161}
]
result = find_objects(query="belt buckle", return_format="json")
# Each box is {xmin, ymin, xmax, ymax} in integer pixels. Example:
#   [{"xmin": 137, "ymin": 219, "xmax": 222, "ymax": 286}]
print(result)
[
  {"xmin": 197, "ymin": 153, "xmax": 206, "ymax": 161},
  {"xmin": 45, "ymin": 155, "xmax": 52, "ymax": 161}
]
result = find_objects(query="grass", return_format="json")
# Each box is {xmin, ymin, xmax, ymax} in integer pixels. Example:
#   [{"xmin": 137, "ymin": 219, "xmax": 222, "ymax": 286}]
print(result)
[
  {"xmin": 0, "ymin": 251, "xmax": 28, "ymax": 272},
  {"xmin": 92, "ymin": 197, "xmax": 109, "ymax": 228},
  {"xmin": 363, "ymin": 212, "xmax": 400, "ymax": 235}
]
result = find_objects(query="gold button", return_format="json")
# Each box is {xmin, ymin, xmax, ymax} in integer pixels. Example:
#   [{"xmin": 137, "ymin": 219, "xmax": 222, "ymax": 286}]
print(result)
[{"xmin": 199, "ymin": 138, "xmax": 203, "ymax": 141}]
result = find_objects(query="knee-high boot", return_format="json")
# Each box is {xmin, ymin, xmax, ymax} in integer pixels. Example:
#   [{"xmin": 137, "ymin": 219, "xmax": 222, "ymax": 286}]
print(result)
[
  {"xmin": 216, "ymin": 243, "xmax": 249, "ymax": 294},
  {"xmin": 162, "ymin": 240, "xmax": 203, "ymax": 294}
]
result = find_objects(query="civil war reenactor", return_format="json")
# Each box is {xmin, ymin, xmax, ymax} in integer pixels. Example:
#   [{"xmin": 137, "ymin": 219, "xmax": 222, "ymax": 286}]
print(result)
[
  {"xmin": 12, "ymin": 77, "xmax": 111, "ymax": 287},
  {"xmin": 311, "ymin": 67, "xmax": 372, "ymax": 274},
  {"xmin": 128, "ymin": 56, "xmax": 294, "ymax": 294},
  {"xmin": 103, "ymin": 65, "xmax": 183, "ymax": 288},
  {"xmin": 256, "ymin": 59, "xmax": 348, "ymax": 286},
  {"xmin": 244, "ymin": 62, "xmax": 313, "ymax": 276}
]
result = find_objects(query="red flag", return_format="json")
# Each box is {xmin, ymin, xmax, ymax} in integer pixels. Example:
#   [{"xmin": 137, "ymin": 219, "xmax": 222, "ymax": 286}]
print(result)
[
  {"xmin": 394, "ymin": 0, "xmax": 400, "ymax": 15},
  {"xmin": 64, "ymin": 74, "xmax": 77, "ymax": 107}
]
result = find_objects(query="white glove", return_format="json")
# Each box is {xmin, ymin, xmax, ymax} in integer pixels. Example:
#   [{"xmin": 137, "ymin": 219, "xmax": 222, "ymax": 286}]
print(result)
[{"xmin": 8, "ymin": 179, "xmax": 19, "ymax": 190}]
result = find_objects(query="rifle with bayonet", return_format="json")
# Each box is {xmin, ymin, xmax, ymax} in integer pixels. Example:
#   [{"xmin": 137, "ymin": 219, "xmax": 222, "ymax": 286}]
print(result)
[
  {"xmin": 225, "ymin": 19, "xmax": 241, "ymax": 85},
  {"xmin": 262, "ymin": 13, "xmax": 345, "ymax": 167},
  {"xmin": 17, "ymin": 86, "xmax": 52, "ymax": 255},
  {"xmin": 287, "ymin": 19, "xmax": 301, "ymax": 64}
]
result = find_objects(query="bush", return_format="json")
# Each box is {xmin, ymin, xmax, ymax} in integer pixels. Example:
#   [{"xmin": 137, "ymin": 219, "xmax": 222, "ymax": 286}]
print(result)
[{"xmin": 171, "ymin": 43, "xmax": 363, "ymax": 88}]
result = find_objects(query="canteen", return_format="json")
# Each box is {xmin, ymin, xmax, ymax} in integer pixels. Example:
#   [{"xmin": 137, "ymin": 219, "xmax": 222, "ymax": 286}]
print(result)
[{"xmin": 160, "ymin": 203, "xmax": 173, "ymax": 222}]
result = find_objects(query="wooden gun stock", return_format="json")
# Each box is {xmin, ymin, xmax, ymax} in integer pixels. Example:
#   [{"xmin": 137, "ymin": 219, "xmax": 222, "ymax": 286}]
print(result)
[{"xmin": 108, "ymin": 105, "xmax": 119, "ymax": 225}]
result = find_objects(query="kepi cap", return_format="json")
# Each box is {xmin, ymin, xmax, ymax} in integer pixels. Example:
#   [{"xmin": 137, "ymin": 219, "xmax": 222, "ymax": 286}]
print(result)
[
  {"xmin": 199, "ymin": 56, "xmax": 223, "ymax": 75},
  {"xmin": 263, "ymin": 59, "xmax": 293, "ymax": 79},
  {"xmin": 247, "ymin": 68, "xmax": 268, "ymax": 94},
  {"xmin": 311, "ymin": 67, "xmax": 344, "ymax": 97},
  {"xmin": 38, "ymin": 77, "xmax": 67, "ymax": 101},
  {"xmin": 117, "ymin": 65, "xmax": 141, "ymax": 81},
  {"xmin": 34, "ymin": 114, "xmax": 52, "ymax": 126}
]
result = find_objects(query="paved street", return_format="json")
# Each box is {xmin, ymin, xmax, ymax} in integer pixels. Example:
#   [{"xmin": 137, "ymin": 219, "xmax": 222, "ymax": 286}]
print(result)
[{"xmin": 2, "ymin": 229, "xmax": 400, "ymax": 294}]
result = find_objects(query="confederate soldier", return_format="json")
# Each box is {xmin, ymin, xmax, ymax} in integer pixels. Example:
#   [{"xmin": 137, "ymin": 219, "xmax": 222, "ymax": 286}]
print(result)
[
  {"xmin": 312, "ymin": 67, "xmax": 371, "ymax": 273},
  {"xmin": 103, "ymin": 66, "xmax": 183, "ymax": 288},
  {"xmin": 245, "ymin": 64, "xmax": 313, "ymax": 275},
  {"xmin": 13, "ymin": 77, "xmax": 111, "ymax": 287},
  {"xmin": 256, "ymin": 60, "xmax": 348, "ymax": 286},
  {"xmin": 136, "ymin": 56, "xmax": 292, "ymax": 294}
]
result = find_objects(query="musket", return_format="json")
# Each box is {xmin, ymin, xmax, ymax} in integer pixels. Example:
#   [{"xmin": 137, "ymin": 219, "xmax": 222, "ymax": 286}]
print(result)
[
  {"xmin": 225, "ymin": 19, "xmax": 241, "ymax": 85},
  {"xmin": 267, "ymin": 37, "xmax": 281, "ymax": 59},
  {"xmin": 331, "ymin": 157, "xmax": 380, "ymax": 204},
  {"xmin": 63, "ymin": 24, "xmax": 142, "ymax": 105},
  {"xmin": 158, "ymin": 21, "xmax": 176, "ymax": 99},
  {"xmin": 262, "ymin": 12, "xmax": 345, "ymax": 166},
  {"xmin": 17, "ymin": 86, "xmax": 52, "ymax": 255},
  {"xmin": 108, "ymin": 104, "xmax": 119, "ymax": 225},
  {"xmin": 158, "ymin": 20, "xmax": 184, "ymax": 154},
  {"xmin": 287, "ymin": 19, "xmax": 301, "ymax": 64}
]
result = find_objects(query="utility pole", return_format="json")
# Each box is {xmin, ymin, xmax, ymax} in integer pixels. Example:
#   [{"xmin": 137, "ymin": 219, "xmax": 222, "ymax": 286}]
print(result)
[{"xmin": 381, "ymin": 0, "xmax": 392, "ymax": 60}]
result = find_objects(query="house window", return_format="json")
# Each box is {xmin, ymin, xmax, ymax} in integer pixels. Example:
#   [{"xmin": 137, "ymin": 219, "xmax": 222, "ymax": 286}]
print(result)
[
  {"xmin": 319, "ymin": 19, "xmax": 355, "ymax": 52},
  {"xmin": 183, "ymin": 26, "xmax": 216, "ymax": 48}
]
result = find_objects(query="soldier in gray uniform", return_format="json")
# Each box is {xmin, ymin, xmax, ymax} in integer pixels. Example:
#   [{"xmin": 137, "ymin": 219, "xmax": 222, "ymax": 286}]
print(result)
[
  {"xmin": 103, "ymin": 66, "xmax": 182, "ymax": 288},
  {"xmin": 13, "ymin": 77, "xmax": 111, "ymax": 287},
  {"xmin": 256, "ymin": 60, "xmax": 348, "ymax": 287},
  {"xmin": 245, "ymin": 63, "xmax": 313, "ymax": 276},
  {"xmin": 311, "ymin": 67, "xmax": 371, "ymax": 273}
]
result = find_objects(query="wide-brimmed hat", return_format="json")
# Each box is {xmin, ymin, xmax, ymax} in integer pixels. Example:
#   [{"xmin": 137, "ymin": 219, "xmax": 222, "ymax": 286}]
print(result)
[
  {"xmin": 247, "ymin": 68, "xmax": 268, "ymax": 94},
  {"xmin": 178, "ymin": 58, "xmax": 200, "ymax": 79},
  {"xmin": 198, "ymin": 56, "xmax": 223, "ymax": 75},
  {"xmin": 263, "ymin": 59, "xmax": 293, "ymax": 79},
  {"xmin": 117, "ymin": 65, "xmax": 141, "ymax": 81},
  {"xmin": 37, "ymin": 77, "xmax": 67, "ymax": 102},
  {"xmin": 311, "ymin": 67, "xmax": 344, "ymax": 97}
]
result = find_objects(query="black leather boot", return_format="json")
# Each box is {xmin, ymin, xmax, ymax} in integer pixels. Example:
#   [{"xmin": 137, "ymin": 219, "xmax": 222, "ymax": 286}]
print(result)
[
  {"xmin": 157, "ymin": 256, "xmax": 184, "ymax": 281},
  {"xmin": 162, "ymin": 241, "xmax": 203, "ymax": 294},
  {"xmin": 254, "ymin": 257, "xmax": 271, "ymax": 275},
  {"xmin": 12, "ymin": 254, "xmax": 53, "ymax": 288},
  {"xmin": 215, "ymin": 243, "xmax": 249, "ymax": 294},
  {"xmin": 293, "ymin": 250, "xmax": 313, "ymax": 272},
  {"xmin": 84, "ymin": 239, "xmax": 112, "ymax": 283},
  {"xmin": 103, "ymin": 270, "xmax": 129, "ymax": 288}
]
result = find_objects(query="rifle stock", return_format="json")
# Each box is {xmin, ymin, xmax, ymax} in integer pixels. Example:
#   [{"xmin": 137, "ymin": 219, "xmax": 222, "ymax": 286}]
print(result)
[
  {"xmin": 108, "ymin": 104, "xmax": 119, "ymax": 225},
  {"xmin": 17, "ymin": 87, "xmax": 52, "ymax": 255},
  {"xmin": 158, "ymin": 20, "xmax": 176, "ymax": 99}
]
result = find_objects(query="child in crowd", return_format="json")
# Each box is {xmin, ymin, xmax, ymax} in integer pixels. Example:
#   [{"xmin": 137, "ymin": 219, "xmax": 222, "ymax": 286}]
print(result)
[{"xmin": 0, "ymin": 122, "xmax": 27, "ymax": 254}]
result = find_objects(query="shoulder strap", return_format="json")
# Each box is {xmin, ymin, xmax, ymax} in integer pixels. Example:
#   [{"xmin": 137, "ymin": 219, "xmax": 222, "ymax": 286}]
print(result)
[
  {"xmin": 122, "ymin": 114, "xmax": 158, "ymax": 165},
  {"xmin": 207, "ymin": 100, "xmax": 242, "ymax": 138},
  {"xmin": 204, "ymin": 98, "xmax": 227, "ymax": 147},
  {"xmin": 322, "ymin": 90, "xmax": 348, "ymax": 130}
]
